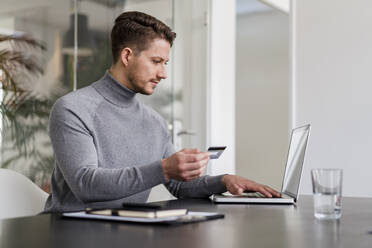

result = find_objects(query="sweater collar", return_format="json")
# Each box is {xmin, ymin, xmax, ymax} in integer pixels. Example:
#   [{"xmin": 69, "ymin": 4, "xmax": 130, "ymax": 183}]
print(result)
[{"xmin": 92, "ymin": 71, "xmax": 137, "ymax": 107}]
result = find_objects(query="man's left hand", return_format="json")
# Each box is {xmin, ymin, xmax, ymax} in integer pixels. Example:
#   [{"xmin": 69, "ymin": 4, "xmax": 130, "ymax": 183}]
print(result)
[{"xmin": 222, "ymin": 175, "xmax": 281, "ymax": 198}]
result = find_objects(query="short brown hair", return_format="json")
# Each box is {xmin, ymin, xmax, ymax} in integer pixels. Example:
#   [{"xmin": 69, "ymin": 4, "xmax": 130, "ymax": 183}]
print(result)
[{"xmin": 111, "ymin": 11, "xmax": 176, "ymax": 63}]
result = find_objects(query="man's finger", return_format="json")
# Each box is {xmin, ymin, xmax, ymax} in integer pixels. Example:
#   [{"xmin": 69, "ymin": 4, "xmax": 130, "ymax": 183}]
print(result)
[
  {"xmin": 183, "ymin": 148, "xmax": 200, "ymax": 154},
  {"xmin": 228, "ymin": 183, "xmax": 241, "ymax": 194},
  {"xmin": 257, "ymin": 186, "xmax": 272, "ymax": 198},
  {"xmin": 182, "ymin": 163, "xmax": 201, "ymax": 171},
  {"xmin": 184, "ymin": 157, "xmax": 209, "ymax": 171},
  {"xmin": 230, "ymin": 186, "xmax": 243, "ymax": 195},
  {"xmin": 184, "ymin": 167, "xmax": 206, "ymax": 181},
  {"xmin": 184, "ymin": 165, "xmax": 206, "ymax": 178},
  {"xmin": 264, "ymin": 186, "xmax": 281, "ymax": 197},
  {"xmin": 184, "ymin": 153, "xmax": 201, "ymax": 162},
  {"xmin": 190, "ymin": 148, "xmax": 201, "ymax": 154},
  {"xmin": 184, "ymin": 153, "xmax": 209, "ymax": 163}
]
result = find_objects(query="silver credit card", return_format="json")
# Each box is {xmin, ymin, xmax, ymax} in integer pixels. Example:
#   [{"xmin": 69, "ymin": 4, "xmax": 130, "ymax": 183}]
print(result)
[{"xmin": 208, "ymin": 146, "xmax": 226, "ymax": 159}]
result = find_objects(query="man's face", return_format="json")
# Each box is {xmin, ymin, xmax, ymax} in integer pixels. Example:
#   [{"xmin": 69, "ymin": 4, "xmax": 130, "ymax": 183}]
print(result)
[{"xmin": 125, "ymin": 38, "xmax": 170, "ymax": 95}]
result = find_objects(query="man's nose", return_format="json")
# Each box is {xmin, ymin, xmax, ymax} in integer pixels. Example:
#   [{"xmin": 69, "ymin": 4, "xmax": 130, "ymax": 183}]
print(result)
[{"xmin": 158, "ymin": 66, "xmax": 167, "ymax": 80}]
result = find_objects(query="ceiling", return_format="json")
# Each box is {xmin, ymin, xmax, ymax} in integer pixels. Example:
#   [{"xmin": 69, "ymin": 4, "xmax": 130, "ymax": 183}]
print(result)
[{"xmin": 0, "ymin": 0, "xmax": 165, "ymax": 32}]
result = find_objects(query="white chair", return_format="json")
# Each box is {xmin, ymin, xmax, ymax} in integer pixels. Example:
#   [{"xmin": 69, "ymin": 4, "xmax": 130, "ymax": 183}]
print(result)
[{"xmin": 0, "ymin": 169, "xmax": 48, "ymax": 219}]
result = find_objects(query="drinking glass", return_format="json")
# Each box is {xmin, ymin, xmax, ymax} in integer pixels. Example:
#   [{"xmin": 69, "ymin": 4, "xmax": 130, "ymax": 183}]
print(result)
[{"xmin": 311, "ymin": 169, "xmax": 343, "ymax": 220}]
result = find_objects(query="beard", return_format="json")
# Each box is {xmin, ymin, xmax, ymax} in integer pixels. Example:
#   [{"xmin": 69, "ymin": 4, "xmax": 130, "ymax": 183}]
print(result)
[{"xmin": 127, "ymin": 73, "xmax": 154, "ymax": 95}]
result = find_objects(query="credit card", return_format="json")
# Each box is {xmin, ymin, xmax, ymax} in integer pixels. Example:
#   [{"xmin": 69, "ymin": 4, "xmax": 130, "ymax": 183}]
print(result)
[{"xmin": 208, "ymin": 146, "xmax": 226, "ymax": 159}]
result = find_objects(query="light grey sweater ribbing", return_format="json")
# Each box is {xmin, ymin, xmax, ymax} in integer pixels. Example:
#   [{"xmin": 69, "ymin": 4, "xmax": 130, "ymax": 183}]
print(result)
[{"xmin": 44, "ymin": 71, "xmax": 226, "ymax": 212}]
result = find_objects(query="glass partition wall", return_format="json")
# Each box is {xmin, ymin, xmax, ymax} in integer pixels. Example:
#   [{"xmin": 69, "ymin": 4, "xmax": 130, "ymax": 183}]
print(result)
[{"xmin": 0, "ymin": 0, "xmax": 176, "ymax": 192}]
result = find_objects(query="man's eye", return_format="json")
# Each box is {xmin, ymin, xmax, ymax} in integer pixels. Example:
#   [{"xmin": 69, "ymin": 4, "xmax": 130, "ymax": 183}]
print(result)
[{"xmin": 153, "ymin": 60, "xmax": 161, "ymax": 64}]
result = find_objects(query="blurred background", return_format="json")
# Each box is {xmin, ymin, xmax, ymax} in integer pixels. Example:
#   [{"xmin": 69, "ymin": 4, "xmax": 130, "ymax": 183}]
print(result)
[
  {"xmin": 8, "ymin": 0, "xmax": 371, "ymax": 201},
  {"xmin": 0, "ymin": 0, "xmax": 289, "ymax": 199},
  {"xmin": 0, "ymin": 0, "xmax": 178, "ymax": 192},
  {"xmin": 0, "ymin": 0, "xmax": 294, "ymax": 204}
]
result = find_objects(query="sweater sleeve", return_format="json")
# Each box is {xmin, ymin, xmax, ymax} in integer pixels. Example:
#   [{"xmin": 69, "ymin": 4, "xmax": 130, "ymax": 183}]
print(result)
[
  {"xmin": 49, "ymin": 100, "xmax": 167, "ymax": 203},
  {"xmin": 162, "ymin": 131, "xmax": 227, "ymax": 198}
]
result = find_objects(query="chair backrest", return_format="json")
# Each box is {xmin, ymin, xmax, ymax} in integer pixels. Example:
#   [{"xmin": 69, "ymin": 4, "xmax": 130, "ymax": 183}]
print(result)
[{"xmin": 0, "ymin": 169, "xmax": 48, "ymax": 219}]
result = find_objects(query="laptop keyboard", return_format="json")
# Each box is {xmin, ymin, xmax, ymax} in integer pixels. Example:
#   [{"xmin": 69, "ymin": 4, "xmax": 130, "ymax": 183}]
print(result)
[
  {"xmin": 222, "ymin": 192, "xmax": 283, "ymax": 198},
  {"xmin": 243, "ymin": 192, "xmax": 266, "ymax": 198}
]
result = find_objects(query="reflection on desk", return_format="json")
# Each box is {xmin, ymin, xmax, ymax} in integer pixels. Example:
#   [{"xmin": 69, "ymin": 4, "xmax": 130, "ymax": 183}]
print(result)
[{"xmin": 1, "ymin": 196, "xmax": 372, "ymax": 248}]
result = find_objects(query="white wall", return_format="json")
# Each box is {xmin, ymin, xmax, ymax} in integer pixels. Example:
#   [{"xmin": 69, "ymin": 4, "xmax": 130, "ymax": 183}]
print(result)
[
  {"xmin": 208, "ymin": 0, "xmax": 236, "ymax": 176},
  {"xmin": 293, "ymin": 0, "xmax": 372, "ymax": 197},
  {"xmin": 177, "ymin": 0, "xmax": 209, "ymax": 152},
  {"xmin": 236, "ymin": 2, "xmax": 289, "ymax": 190}
]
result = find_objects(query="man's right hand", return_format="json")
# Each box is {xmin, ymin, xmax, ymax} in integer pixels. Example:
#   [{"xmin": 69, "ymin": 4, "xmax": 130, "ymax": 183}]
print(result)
[{"xmin": 161, "ymin": 149, "xmax": 209, "ymax": 181}]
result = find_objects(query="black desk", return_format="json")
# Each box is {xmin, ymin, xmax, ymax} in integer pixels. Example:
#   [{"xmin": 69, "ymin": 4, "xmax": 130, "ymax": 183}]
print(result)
[{"xmin": 1, "ymin": 196, "xmax": 372, "ymax": 248}]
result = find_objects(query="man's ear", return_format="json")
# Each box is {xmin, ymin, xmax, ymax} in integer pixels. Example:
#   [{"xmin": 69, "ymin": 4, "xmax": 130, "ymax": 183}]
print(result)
[{"xmin": 120, "ymin": 47, "xmax": 134, "ymax": 67}]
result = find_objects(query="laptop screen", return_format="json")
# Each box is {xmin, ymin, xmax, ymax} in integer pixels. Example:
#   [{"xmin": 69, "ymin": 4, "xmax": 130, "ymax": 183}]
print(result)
[{"xmin": 281, "ymin": 125, "xmax": 310, "ymax": 201}]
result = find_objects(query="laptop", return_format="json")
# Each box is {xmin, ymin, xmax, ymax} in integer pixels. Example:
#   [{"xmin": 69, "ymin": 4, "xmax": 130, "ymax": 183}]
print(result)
[{"xmin": 212, "ymin": 124, "xmax": 311, "ymax": 204}]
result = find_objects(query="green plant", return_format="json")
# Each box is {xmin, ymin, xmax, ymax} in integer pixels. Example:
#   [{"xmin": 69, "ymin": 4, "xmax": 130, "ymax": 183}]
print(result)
[
  {"xmin": 0, "ymin": 34, "xmax": 45, "ymax": 92},
  {"xmin": 0, "ymin": 34, "xmax": 55, "ymax": 188},
  {"xmin": 0, "ymin": 30, "xmax": 114, "ymax": 191}
]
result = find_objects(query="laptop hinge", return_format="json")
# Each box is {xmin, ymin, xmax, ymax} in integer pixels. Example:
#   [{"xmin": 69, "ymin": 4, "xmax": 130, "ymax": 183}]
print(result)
[{"xmin": 282, "ymin": 191, "xmax": 296, "ymax": 201}]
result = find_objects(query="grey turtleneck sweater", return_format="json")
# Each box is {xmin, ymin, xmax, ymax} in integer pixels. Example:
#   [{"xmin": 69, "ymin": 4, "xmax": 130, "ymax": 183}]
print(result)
[{"xmin": 44, "ymin": 71, "xmax": 226, "ymax": 212}]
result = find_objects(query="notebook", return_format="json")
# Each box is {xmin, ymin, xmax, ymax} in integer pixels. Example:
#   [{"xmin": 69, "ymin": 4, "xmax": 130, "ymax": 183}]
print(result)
[
  {"xmin": 86, "ymin": 208, "xmax": 187, "ymax": 218},
  {"xmin": 62, "ymin": 211, "xmax": 224, "ymax": 225},
  {"xmin": 212, "ymin": 124, "xmax": 311, "ymax": 204}
]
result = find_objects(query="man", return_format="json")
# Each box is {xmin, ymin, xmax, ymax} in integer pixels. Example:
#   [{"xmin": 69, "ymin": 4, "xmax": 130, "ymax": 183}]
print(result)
[{"xmin": 44, "ymin": 11, "xmax": 280, "ymax": 212}]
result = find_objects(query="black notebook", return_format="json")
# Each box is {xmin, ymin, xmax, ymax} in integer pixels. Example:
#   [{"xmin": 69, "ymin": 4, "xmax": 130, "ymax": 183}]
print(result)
[
  {"xmin": 62, "ymin": 211, "xmax": 224, "ymax": 225},
  {"xmin": 86, "ymin": 207, "xmax": 187, "ymax": 219},
  {"xmin": 85, "ymin": 202, "xmax": 188, "ymax": 218},
  {"xmin": 63, "ymin": 202, "xmax": 224, "ymax": 224}
]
